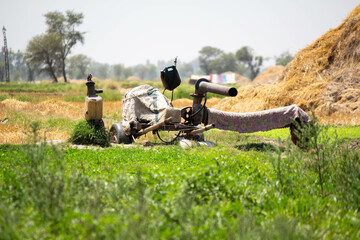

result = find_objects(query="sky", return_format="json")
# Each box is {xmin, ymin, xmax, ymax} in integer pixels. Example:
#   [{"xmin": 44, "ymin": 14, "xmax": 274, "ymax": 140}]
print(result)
[{"xmin": 0, "ymin": 0, "xmax": 359, "ymax": 67}]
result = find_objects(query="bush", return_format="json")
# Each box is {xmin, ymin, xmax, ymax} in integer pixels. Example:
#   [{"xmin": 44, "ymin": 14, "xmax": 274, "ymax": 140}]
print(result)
[
  {"xmin": 270, "ymin": 113, "xmax": 360, "ymax": 209},
  {"xmin": 69, "ymin": 120, "xmax": 110, "ymax": 147}
]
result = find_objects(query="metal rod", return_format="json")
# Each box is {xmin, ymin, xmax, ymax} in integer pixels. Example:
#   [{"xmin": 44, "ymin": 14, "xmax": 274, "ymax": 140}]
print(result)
[
  {"xmin": 135, "ymin": 117, "xmax": 173, "ymax": 136},
  {"xmin": 188, "ymin": 124, "xmax": 215, "ymax": 136}
]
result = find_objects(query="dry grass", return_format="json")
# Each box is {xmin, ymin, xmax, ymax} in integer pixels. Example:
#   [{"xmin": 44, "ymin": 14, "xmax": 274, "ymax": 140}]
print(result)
[
  {"xmin": 0, "ymin": 99, "xmax": 83, "ymax": 119},
  {"xmin": 0, "ymin": 99, "xmax": 123, "ymax": 144},
  {"xmin": 0, "ymin": 124, "xmax": 70, "ymax": 145},
  {"xmin": 214, "ymin": 4, "xmax": 360, "ymax": 125},
  {"xmin": 252, "ymin": 65, "xmax": 285, "ymax": 85},
  {"xmin": 0, "ymin": 96, "xmax": 223, "ymax": 144}
]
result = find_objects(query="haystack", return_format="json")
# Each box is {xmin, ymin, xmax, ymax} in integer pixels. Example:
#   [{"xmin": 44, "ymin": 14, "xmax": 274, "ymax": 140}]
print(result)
[
  {"xmin": 214, "ymin": 5, "xmax": 360, "ymax": 125},
  {"xmin": 252, "ymin": 65, "xmax": 285, "ymax": 85},
  {"xmin": 221, "ymin": 72, "xmax": 251, "ymax": 85}
]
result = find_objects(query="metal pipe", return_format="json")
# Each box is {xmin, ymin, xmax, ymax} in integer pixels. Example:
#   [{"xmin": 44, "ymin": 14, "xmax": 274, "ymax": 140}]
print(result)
[
  {"xmin": 135, "ymin": 117, "xmax": 173, "ymax": 136},
  {"xmin": 188, "ymin": 124, "xmax": 215, "ymax": 135},
  {"xmin": 195, "ymin": 79, "xmax": 238, "ymax": 96}
]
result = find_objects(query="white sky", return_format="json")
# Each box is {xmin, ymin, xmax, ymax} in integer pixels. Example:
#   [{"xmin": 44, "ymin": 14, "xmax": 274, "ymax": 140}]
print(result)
[{"xmin": 0, "ymin": 0, "xmax": 359, "ymax": 67}]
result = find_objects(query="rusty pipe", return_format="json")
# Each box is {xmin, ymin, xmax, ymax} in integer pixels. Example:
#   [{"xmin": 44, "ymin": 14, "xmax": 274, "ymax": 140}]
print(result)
[{"xmin": 195, "ymin": 79, "xmax": 237, "ymax": 96}]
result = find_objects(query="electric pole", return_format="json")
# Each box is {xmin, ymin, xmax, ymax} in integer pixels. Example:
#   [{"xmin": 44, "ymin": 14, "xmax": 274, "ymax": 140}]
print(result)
[{"xmin": 2, "ymin": 26, "xmax": 10, "ymax": 82}]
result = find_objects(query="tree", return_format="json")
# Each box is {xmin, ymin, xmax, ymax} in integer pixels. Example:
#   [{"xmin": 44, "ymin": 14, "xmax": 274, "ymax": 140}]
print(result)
[
  {"xmin": 26, "ymin": 61, "xmax": 35, "ymax": 82},
  {"xmin": 178, "ymin": 62, "xmax": 194, "ymax": 79},
  {"xmin": 11, "ymin": 50, "xmax": 27, "ymax": 81},
  {"xmin": 25, "ymin": 33, "xmax": 63, "ymax": 82},
  {"xmin": 67, "ymin": 54, "xmax": 91, "ymax": 79},
  {"xmin": 236, "ymin": 46, "xmax": 263, "ymax": 80},
  {"xmin": 209, "ymin": 53, "xmax": 238, "ymax": 74},
  {"xmin": 133, "ymin": 65, "xmax": 148, "ymax": 80},
  {"xmin": 1, "ymin": 48, "xmax": 29, "ymax": 81},
  {"xmin": 45, "ymin": 10, "xmax": 85, "ymax": 82},
  {"xmin": 89, "ymin": 62, "xmax": 110, "ymax": 79},
  {"xmin": 0, "ymin": 62, "xmax": 4, "ymax": 82},
  {"xmin": 112, "ymin": 64, "xmax": 124, "ymax": 78},
  {"xmin": 123, "ymin": 67, "xmax": 133, "ymax": 79},
  {"xmin": 145, "ymin": 64, "xmax": 157, "ymax": 80},
  {"xmin": 198, "ymin": 46, "xmax": 223, "ymax": 74},
  {"xmin": 275, "ymin": 51, "xmax": 293, "ymax": 66}
]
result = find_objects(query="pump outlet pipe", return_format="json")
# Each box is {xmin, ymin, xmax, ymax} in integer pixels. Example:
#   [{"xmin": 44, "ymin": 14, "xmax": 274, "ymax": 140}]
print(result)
[{"xmin": 195, "ymin": 79, "xmax": 238, "ymax": 97}]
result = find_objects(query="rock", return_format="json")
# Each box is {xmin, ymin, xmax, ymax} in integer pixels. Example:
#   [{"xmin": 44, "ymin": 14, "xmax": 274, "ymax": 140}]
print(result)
[{"xmin": 142, "ymin": 140, "xmax": 153, "ymax": 147}]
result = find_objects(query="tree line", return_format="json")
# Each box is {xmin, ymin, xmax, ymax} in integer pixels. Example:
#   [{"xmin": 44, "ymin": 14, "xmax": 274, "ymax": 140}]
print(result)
[{"xmin": 0, "ymin": 10, "xmax": 293, "ymax": 83}]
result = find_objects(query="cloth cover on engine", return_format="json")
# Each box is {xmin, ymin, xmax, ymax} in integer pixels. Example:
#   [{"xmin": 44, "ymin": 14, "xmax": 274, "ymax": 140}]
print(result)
[
  {"xmin": 122, "ymin": 85, "xmax": 172, "ymax": 135},
  {"xmin": 207, "ymin": 104, "xmax": 310, "ymax": 133}
]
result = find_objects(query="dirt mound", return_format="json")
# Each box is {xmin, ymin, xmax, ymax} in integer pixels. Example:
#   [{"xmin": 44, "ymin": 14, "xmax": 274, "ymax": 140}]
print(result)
[
  {"xmin": 214, "ymin": 5, "xmax": 360, "ymax": 125},
  {"xmin": 221, "ymin": 72, "xmax": 251, "ymax": 85},
  {"xmin": 252, "ymin": 65, "xmax": 285, "ymax": 85}
]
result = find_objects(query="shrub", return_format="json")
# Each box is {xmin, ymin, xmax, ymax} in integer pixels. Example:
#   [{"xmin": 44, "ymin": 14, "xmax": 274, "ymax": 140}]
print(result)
[
  {"xmin": 69, "ymin": 120, "xmax": 110, "ymax": 147},
  {"xmin": 270, "ymin": 113, "xmax": 360, "ymax": 210}
]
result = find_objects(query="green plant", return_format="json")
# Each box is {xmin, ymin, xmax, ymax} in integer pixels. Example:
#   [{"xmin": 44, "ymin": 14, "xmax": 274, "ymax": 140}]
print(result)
[
  {"xmin": 1, "ymin": 123, "xmax": 360, "ymax": 238},
  {"xmin": 0, "ymin": 93, "xmax": 10, "ymax": 101},
  {"xmin": 69, "ymin": 120, "xmax": 110, "ymax": 147}
]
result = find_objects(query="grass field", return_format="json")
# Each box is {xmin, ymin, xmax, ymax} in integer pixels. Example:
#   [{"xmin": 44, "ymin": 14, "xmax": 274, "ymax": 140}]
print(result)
[{"xmin": 0, "ymin": 80, "xmax": 359, "ymax": 239}]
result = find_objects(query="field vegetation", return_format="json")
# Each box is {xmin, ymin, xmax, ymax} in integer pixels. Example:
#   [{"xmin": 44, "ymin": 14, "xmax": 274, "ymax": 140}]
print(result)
[
  {"xmin": 0, "ymin": 80, "xmax": 235, "ymax": 144},
  {"xmin": 0, "ymin": 118, "xmax": 359, "ymax": 239},
  {"xmin": 2, "ymin": 5, "xmax": 360, "ymax": 238},
  {"xmin": 0, "ymin": 79, "xmax": 360, "ymax": 239}
]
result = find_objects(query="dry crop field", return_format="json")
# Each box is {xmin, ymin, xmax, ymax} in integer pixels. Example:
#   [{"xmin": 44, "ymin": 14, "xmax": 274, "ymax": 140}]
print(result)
[
  {"xmin": 0, "ymin": 80, "xmax": 223, "ymax": 144},
  {"xmin": 0, "ymin": 75, "xmax": 359, "ymax": 145}
]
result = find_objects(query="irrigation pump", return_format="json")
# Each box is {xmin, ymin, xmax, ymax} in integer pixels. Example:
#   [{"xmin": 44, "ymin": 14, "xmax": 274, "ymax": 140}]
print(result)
[{"xmin": 106, "ymin": 59, "xmax": 310, "ymax": 146}]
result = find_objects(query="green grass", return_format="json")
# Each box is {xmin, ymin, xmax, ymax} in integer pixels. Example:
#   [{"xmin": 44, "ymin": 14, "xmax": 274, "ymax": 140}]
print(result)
[
  {"xmin": 0, "ymin": 81, "xmax": 84, "ymax": 92},
  {"xmin": 247, "ymin": 128, "xmax": 291, "ymax": 140},
  {"xmin": 1, "ymin": 110, "xmax": 78, "ymax": 131},
  {"xmin": 0, "ymin": 123, "xmax": 360, "ymax": 239},
  {"xmin": 43, "ymin": 118, "xmax": 78, "ymax": 132},
  {"xmin": 1, "ymin": 80, "xmax": 242, "ymax": 104},
  {"xmin": 0, "ymin": 93, "xmax": 11, "ymax": 101}
]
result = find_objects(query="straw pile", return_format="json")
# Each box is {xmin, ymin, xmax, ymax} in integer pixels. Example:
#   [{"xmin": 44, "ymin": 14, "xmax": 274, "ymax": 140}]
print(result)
[
  {"xmin": 252, "ymin": 65, "xmax": 285, "ymax": 85},
  {"xmin": 214, "ymin": 5, "xmax": 360, "ymax": 125}
]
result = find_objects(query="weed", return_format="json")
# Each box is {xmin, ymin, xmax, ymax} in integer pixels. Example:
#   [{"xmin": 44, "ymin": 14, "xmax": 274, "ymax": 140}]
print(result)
[
  {"xmin": 69, "ymin": 120, "xmax": 110, "ymax": 147},
  {"xmin": 0, "ymin": 93, "xmax": 10, "ymax": 101},
  {"xmin": 270, "ymin": 112, "xmax": 360, "ymax": 213}
]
